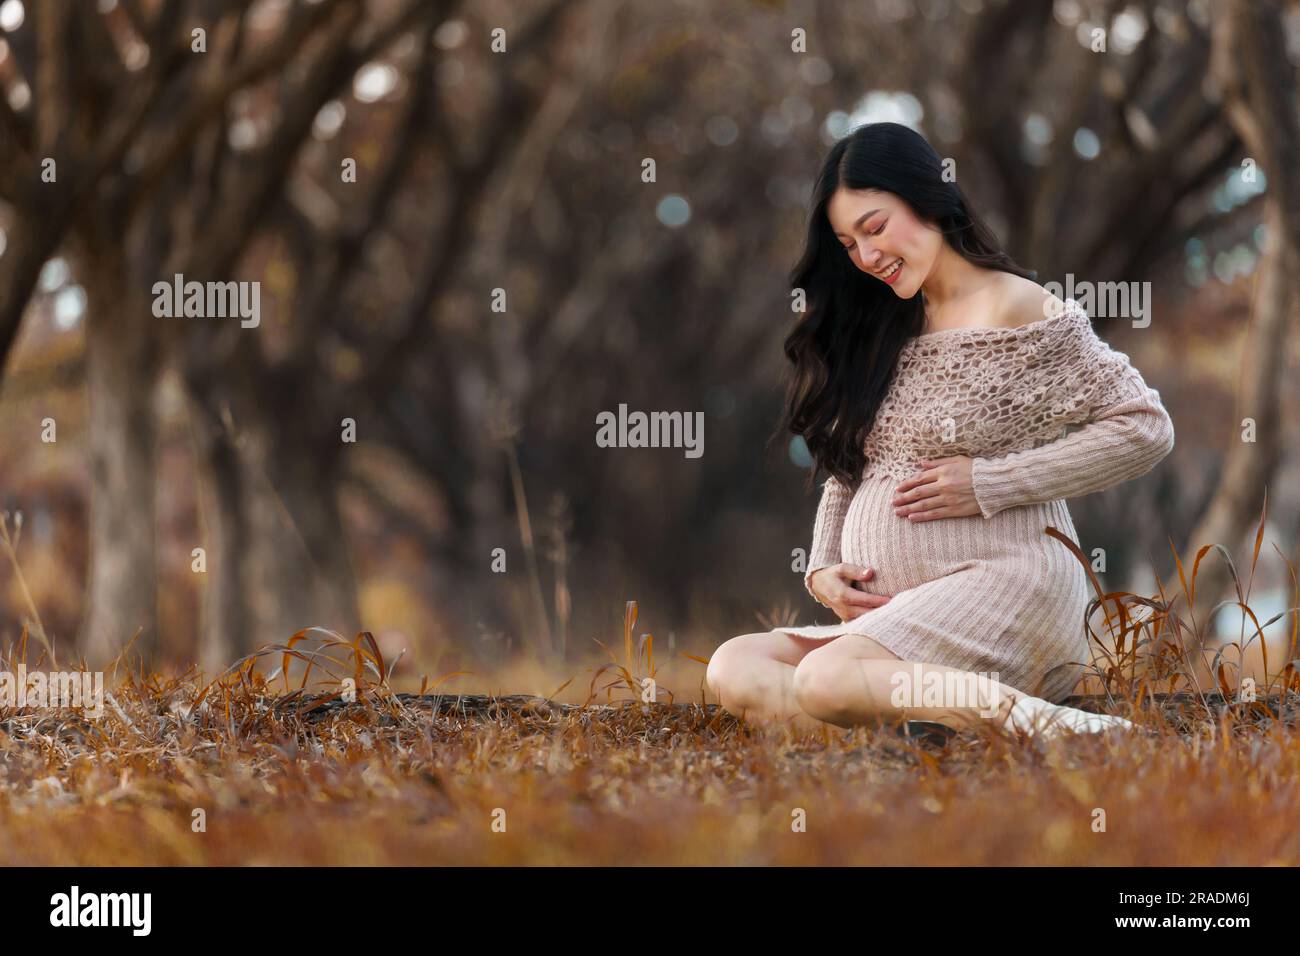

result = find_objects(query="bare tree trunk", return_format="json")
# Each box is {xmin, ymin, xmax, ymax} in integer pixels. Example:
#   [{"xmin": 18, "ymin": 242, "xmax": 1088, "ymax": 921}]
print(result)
[
  {"xmin": 189, "ymin": 393, "xmax": 250, "ymax": 674},
  {"xmin": 1185, "ymin": 204, "xmax": 1291, "ymax": 619},
  {"xmin": 466, "ymin": 444, "xmax": 516, "ymax": 664},
  {"xmin": 80, "ymin": 242, "xmax": 160, "ymax": 665},
  {"xmin": 1187, "ymin": 0, "xmax": 1300, "ymax": 630},
  {"xmin": 241, "ymin": 418, "xmax": 360, "ymax": 652},
  {"xmin": 0, "ymin": 218, "xmax": 66, "ymax": 376}
]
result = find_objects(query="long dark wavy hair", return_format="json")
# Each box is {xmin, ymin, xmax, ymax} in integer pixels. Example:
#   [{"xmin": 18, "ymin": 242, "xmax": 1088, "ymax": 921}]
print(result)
[{"xmin": 779, "ymin": 122, "xmax": 1034, "ymax": 495}]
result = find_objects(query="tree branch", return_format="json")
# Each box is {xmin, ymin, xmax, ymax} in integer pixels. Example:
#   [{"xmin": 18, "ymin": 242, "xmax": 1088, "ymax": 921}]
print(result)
[{"xmin": 121, "ymin": 0, "xmax": 348, "ymax": 215}]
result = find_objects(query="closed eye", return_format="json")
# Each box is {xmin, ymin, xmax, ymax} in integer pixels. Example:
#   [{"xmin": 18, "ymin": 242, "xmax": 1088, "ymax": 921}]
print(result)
[
  {"xmin": 870, "ymin": 221, "xmax": 886, "ymax": 236},
  {"xmin": 842, "ymin": 219, "xmax": 885, "ymax": 250}
]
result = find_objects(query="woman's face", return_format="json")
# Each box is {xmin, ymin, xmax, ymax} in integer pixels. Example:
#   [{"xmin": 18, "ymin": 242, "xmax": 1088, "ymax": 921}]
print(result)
[{"xmin": 826, "ymin": 187, "xmax": 940, "ymax": 299}]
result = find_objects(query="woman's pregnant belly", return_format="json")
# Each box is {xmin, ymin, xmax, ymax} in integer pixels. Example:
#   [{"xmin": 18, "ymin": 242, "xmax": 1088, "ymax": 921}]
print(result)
[{"xmin": 840, "ymin": 476, "xmax": 1086, "ymax": 596}]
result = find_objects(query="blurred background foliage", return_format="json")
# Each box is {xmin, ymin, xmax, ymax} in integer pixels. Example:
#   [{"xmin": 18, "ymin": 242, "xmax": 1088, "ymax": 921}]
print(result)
[{"xmin": 0, "ymin": 0, "xmax": 1297, "ymax": 682}]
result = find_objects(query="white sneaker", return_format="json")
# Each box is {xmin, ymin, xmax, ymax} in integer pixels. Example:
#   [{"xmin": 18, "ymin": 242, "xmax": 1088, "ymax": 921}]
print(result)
[{"xmin": 1003, "ymin": 694, "xmax": 1136, "ymax": 739}]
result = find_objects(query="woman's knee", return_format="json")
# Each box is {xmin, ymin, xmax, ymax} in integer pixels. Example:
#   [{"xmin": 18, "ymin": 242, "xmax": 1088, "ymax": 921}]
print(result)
[
  {"xmin": 792, "ymin": 646, "xmax": 890, "ymax": 721},
  {"xmin": 791, "ymin": 649, "xmax": 840, "ymax": 719},
  {"xmin": 706, "ymin": 631, "xmax": 777, "ymax": 701}
]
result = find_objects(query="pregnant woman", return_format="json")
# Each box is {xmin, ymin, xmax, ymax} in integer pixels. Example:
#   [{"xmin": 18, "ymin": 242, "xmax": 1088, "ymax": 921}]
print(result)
[{"xmin": 707, "ymin": 122, "xmax": 1175, "ymax": 740}]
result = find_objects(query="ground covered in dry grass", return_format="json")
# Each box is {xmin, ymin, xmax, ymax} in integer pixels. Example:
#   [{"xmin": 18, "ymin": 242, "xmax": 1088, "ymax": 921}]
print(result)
[
  {"xmin": 3, "ymin": 647, "xmax": 1300, "ymax": 866},
  {"xmin": 4, "ymin": 506, "xmax": 1297, "ymax": 865}
]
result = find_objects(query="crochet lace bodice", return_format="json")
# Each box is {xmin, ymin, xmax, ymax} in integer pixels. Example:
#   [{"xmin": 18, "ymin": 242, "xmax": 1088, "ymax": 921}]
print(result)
[{"xmin": 859, "ymin": 298, "xmax": 1150, "ymax": 481}]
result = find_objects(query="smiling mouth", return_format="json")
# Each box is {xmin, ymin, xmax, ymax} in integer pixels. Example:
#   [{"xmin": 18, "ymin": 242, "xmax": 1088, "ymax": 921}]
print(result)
[{"xmin": 877, "ymin": 258, "xmax": 903, "ymax": 281}]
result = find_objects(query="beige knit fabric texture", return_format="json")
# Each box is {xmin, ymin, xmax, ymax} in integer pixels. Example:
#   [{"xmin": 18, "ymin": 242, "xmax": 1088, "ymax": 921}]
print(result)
[{"xmin": 778, "ymin": 297, "xmax": 1176, "ymax": 703}]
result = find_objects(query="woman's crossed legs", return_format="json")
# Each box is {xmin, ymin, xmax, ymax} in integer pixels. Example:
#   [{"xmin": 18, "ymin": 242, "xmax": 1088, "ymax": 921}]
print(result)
[{"xmin": 706, "ymin": 628, "xmax": 1027, "ymax": 736}]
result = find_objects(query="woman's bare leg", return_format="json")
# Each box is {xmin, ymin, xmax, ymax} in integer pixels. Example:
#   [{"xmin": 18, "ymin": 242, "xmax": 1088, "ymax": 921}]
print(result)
[
  {"xmin": 791, "ymin": 633, "xmax": 1044, "ymax": 733},
  {"xmin": 706, "ymin": 629, "xmax": 901, "ymax": 734}
]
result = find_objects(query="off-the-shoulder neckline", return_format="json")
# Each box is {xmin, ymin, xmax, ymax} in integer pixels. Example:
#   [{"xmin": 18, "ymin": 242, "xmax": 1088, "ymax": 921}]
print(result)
[{"xmin": 904, "ymin": 297, "xmax": 1087, "ymax": 346}]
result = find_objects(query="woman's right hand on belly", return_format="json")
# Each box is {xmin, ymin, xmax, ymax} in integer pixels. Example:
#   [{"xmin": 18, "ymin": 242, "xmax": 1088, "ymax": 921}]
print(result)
[{"xmin": 808, "ymin": 564, "xmax": 892, "ymax": 622}]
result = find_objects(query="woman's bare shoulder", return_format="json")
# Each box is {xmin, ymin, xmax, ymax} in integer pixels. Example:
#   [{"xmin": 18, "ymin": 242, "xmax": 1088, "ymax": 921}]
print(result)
[{"xmin": 990, "ymin": 274, "xmax": 1067, "ymax": 329}]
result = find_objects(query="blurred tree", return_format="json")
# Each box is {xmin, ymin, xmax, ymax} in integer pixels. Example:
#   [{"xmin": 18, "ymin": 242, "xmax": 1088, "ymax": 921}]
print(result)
[
  {"xmin": 0, "ymin": 0, "xmax": 1287, "ymax": 672},
  {"xmin": 178, "ymin": 0, "xmax": 576, "ymax": 665},
  {"xmin": 0, "ymin": 0, "xmax": 448, "ymax": 663},
  {"xmin": 1184, "ymin": 0, "xmax": 1299, "ymax": 630}
]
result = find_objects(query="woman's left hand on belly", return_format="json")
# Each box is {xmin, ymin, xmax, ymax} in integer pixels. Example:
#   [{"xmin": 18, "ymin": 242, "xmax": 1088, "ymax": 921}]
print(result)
[{"xmin": 891, "ymin": 455, "xmax": 981, "ymax": 522}]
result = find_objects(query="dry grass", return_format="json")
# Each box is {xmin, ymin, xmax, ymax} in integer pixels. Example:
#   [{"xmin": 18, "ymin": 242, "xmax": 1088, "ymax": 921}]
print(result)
[
  {"xmin": 2, "ymin": 507, "xmax": 1299, "ymax": 865},
  {"xmin": 2, "ymin": 665, "xmax": 1299, "ymax": 865},
  {"xmin": 2, "ymin": 597, "xmax": 1298, "ymax": 866}
]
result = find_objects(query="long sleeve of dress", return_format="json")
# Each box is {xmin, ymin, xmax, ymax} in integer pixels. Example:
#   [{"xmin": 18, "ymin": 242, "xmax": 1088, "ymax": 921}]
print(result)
[
  {"xmin": 804, "ymin": 474, "xmax": 853, "ymax": 605},
  {"xmin": 969, "ymin": 329, "xmax": 1175, "ymax": 519}
]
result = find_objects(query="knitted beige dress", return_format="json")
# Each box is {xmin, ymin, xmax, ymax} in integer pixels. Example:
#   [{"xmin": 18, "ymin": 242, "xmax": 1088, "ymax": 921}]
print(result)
[{"xmin": 777, "ymin": 298, "xmax": 1175, "ymax": 703}]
